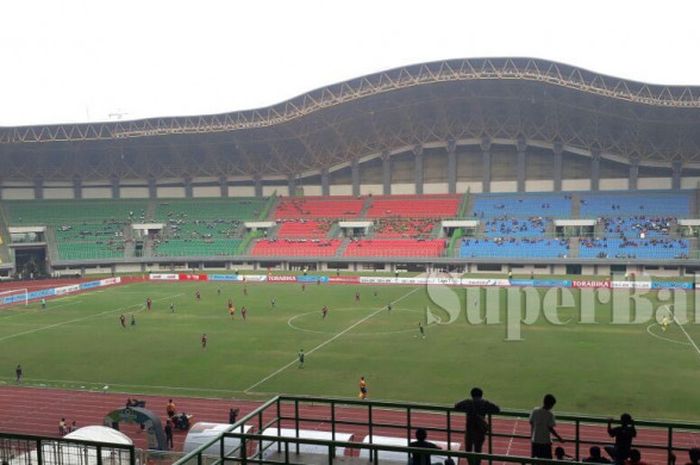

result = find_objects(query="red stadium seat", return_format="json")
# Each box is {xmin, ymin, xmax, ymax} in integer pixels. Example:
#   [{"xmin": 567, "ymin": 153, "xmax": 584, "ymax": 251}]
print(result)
[
  {"xmin": 251, "ymin": 239, "xmax": 341, "ymax": 256},
  {"xmin": 343, "ymin": 239, "xmax": 445, "ymax": 257}
]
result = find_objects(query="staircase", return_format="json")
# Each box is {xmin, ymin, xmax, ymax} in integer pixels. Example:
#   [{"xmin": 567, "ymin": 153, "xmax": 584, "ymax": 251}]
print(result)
[
  {"xmin": 571, "ymin": 193, "xmax": 580, "ymax": 218},
  {"xmin": 359, "ymin": 197, "xmax": 373, "ymax": 218},
  {"xmin": 0, "ymin": 203, "xmax": 12, "ymax": 265},
  {"xmin": 145, "ymin": 199, "xmax": 157, "ymax": 222},
  {"xmin": 122, "ymin": 225, "xmax": 136, "ymax": 258},
  {"xmin": 327, "ymin": 222, "xmax": 341, "ymax": 239},
  {"xmin": 568, "ymin": 237, "xmax": 580, "ymax": 258},
  {"xmin": 335, "ymin": 238, "xmax": 351, "ymax": 257},
  {"xmin": 458, "ymin": 190, "xmax": 472, "ymax": 217},
  {"xmin": 44, "ymin": 227, "xmax": 60, "ymax": 262}
]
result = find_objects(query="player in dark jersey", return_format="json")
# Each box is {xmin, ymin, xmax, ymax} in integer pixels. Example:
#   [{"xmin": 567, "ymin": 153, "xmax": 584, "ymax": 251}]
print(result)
[
  {"xmin": 321, "ymin": 305, "xmax": 328, "ymax": 319},
  {"xmin": 241, "ymin": 306, "xmax": 248, "ymax": 320},
  {"xmin": 195, "ymin": 290, "xmax": 201, "ymax": 301},
  {"xmin": 201, "ymin": 333, "xmax": 208, "ymax": 349},
  {"xmin": 119, "ymin": 314, "xmax": 126, "ymax": 328},
  {"xmin": 146, "ymin": 298, "xmax": 152, "ymax": 311}
]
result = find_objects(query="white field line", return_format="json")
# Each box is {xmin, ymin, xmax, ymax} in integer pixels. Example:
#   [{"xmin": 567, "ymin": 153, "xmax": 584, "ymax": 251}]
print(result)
[
  {"xmin": 0, "ymin": 294, "xmax": 183, "ymax": 343},
  {"xmin": 244, "ymin": 287, "xmax": 421, "ymax": 393}
]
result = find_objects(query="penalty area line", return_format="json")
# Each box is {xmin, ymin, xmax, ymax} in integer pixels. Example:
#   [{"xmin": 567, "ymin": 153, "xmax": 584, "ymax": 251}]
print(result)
[{"xmin": 244, "ymin": 286, "xmax": 421, "ymax": 394}]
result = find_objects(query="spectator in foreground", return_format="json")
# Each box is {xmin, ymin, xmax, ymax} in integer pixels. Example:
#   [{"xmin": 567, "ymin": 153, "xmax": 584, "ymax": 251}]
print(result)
[
  {"xmin": 529, "ymin": 394, "xmax": 564, "ymax": 459},
  {"xmin": 672, "ymin": 448, "xmax": 700, "ymax": 465},
  {"xmin": 625, "ymin": 449, "xmax": 649, "ymax": 465},
  {"xmin": 555, "ymin": 447, "xmax": 573, "ymax": 461},
  {"xmin": 454, "ymin": 387, "xmax": 501, "ymax": 465},
  {"xmin": 584, "ymin": 446, "xmax": 611, "ymax": 464},
  {"xmin": 164, "ymin": 420, "xmax": 173, "ymax": 449},
  {"xmin": 408, "ymin": 428, "xmax": 442, "ymax": 465},
  {"xmin": 605, "ymin": 414, "xmax": 636, "ymax": 465},
  {"xmin": 166, "ymin": 399, "xmax": 176, "ymax": 418}
]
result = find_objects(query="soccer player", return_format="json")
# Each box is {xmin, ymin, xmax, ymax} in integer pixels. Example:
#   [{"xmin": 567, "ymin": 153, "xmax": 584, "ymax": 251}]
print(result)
[
  {"xmin": 298, "ymin": 349, "xmax": 305, "ymax": 368},
  {"xmin": 387, "ymin": 302, "xmax": 392, "ymax": 312},
  {"xmin": 201, "ymin": 333, "xmax": 208, "ymax": 349},
  {"xmin": 321, "ymin": 305, "xmax": 328, "ymax": 319},
  {"xmin": 355, "ymin": 291, "xmax": 360, "ymax": 302},
  {"xmin": 119, "ymin": 314, "xmax": 126, "ymax": 328},
  {"xmin": 271, "ymin": 297, "xmax": 276, "ymax": 309},
  {"xmin": 131, "ymin": 314, "xmax": 136, "ymax": 326},
  {"xmin": 15, "ymin": 364, "xmax": 22, "ymax": 384},
  {"xmin": 301, "ymin": 283, "xmax": 306, "ymax": 292},
  {"xmin": 217, "ymin": 288, "xmax": 221, "ymax": 296},
  {"xmin": 358, "ymin": 376, "xmax": 368, "ymax": 400},
  {"xmin": 195, "ymin": 290, "xmax": 201, "ymax": 301},
  {"xmin": 228, "ymin": 302, "xmax": 236, "ymax": 319},
  {"xmin": 418, "ymin": 321, "xmax": 426, "ymax": 339},
  {"xmin": 661, "ymin": 305, "xmax": 673, "ymax": 332},
  {"xmin": 41, "ymin": 298, "xmax": 46, "ymax": 309},
  {"xmin": 146, "ymin": 297, "xmax": 152, "ymax": 311},
  {"xmin": 170, "ymin": 303, "xmax": 175, "ymax": 313},
  {"xmin": 243, "ymin": 285, "xmax": 248, "ymax": 296},
  {"xmin": 241, "ymin": 306, "xmax": 247, "ymax": 320}
]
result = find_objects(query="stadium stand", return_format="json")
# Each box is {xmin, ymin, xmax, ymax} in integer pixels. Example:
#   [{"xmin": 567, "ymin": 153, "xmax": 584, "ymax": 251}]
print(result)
[
  {"xmin": 372, "ymin": 218, "xmax": 437, "ymax": 239},
  {"xmin": 579, "ymin": 238, "xmax": 689, "ymax": 259},
  {"xmin": 276, "ymin": 220, "xmax": 332, "ymax": 239},
  {"xmin": 344, "ymin": 239, "xmax": 446, "ymax": 257},
  {"xmin": 274, "ymin": 196, "xmax": 364, "ymax": 219},
  {"xmin": 251, "ymin": 239, "xmax": 341, "ymax": 256},
  {"xmin": 472, "ymin": 193, "xmax": 572, "ymax": 218},
  {"xmin": 459, "ymin": 237, "xmax": 570, "ymax": 258},
  {"xmin": 578, "ymin": 191, "xmax": 691, "ymax": 217},
  {"xmin": 364, "ymin": 195, "xmax": 460, "ymax": 219},
  {"xmin": 4, "ymin": 200, "xmax": 149, "ymax": 224}
]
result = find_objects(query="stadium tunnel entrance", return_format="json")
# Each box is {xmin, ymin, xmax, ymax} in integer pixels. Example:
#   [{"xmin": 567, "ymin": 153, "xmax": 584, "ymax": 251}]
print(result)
[{"xmin": 104, "ymin": 406, "xmax": 167, "ymax": 450}]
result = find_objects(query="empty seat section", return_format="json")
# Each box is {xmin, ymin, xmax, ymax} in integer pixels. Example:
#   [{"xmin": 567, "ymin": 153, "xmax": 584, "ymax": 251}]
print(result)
[
  {"xmin": 276, "ymin": 221, "xmax": 331, "ymax": 239},
  {"xmin": 5, "ymin": 200, "xmax": 148, "ymax": 224},
  {"xmin": 365, "ymin": 195, "xmax": 459, "ymax": 218},
  {"xmin": 579, "ymin": 191, "xmax": 690, "ymax": 217},
  {"xmin": 274, "ymin": 197, "xmax": 364, "ymax": 219},
  {"xmin": 472, "ymin": 193, "xmax": 571, "ymax": 218},
  {"xmin": 251, "ymin": 239, "xmax": 341, "ymax": 256},
  {"xmin": 344, "ymin": 239, "xmax": 445, "ymax": 257},
  {"xmin": 459, "ymin": 238, "xmax": 570, "ymax": 258},
  {"xmin": 154, "ymin": 198, "xmax": 267, "ymax": 221}
]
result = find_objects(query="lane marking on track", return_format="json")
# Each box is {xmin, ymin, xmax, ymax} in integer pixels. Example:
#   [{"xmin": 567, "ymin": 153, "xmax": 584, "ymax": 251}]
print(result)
[
  {"xmin": 0, "ymin": 294, "xmax": 183, "ymax": 343},
  {"xmin": 244, "ymin": 287, "xmax": 421, "ymax": 394}
]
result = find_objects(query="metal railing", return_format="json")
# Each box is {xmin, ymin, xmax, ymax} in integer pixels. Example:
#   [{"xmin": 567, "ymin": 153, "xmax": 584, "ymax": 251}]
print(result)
[
  {"xmin": 0, "ymin": 432, "xmax": 136, "ymax": 465},
  {"xmin": 173, "ymin": 396, "xmax": 700, "ymax": 465}
]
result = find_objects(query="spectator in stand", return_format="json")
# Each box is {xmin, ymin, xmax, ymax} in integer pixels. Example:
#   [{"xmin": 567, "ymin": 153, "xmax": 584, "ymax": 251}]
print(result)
[
  {"xmin": 454, "ymin": 387, "xmax": 500, "ymax": 465},
  {"xmin": 408, "ymin": 428, "xmax": 442, "ymax": 465},
  {"xmin": 605, "ymin": 414, "xmax": 636, "ymax": 465},
  {"xmin": 671, "ymin": 448, "xmax": 700, "ymax": 465},
  {"xmin": 529, "ymin": 394, "xmax": 564, "ymax": 459},
  {"xmin": 584, "ymin": 447, "xmax": 611, "ymax": 464}
]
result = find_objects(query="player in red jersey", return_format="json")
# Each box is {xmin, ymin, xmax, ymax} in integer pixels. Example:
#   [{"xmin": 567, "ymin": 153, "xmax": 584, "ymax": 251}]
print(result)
[
  {"xmin": 321, "ymin": 305, "xmax": 328, "ymax": 319},
  {"xmin": 146, "ymin": 297, "xmax": 152, "ymax": 311}
]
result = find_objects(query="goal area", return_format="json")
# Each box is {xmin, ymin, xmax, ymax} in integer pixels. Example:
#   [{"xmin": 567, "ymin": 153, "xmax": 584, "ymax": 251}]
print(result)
[{"xmin": 0, "ymin": 288, "xmax": 29, "ymax": 308}]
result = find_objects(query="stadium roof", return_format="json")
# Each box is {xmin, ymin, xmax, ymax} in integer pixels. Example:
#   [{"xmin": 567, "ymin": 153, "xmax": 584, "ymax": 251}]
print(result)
[{"xmin": 2, "ymin": 57, "xmax": 700, "ymax": 180}]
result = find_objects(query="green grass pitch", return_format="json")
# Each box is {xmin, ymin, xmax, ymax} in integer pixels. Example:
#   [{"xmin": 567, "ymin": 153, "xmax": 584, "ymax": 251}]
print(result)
[{"xmin": 1, "ymin": 280, "xmax": 699, "ymax": 420}]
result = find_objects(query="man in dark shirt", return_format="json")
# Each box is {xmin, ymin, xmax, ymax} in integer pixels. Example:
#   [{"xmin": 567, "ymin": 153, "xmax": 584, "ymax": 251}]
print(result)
[
  {"xmin": 409, "ymin": 428, "xmax": 442, "ymax": 465},
  {"xmin": 605, "ymin": 414, "xmax": 636, "ymax": 465},
  {"xmin": 454, "ymin": 387, "xmax": 501, "ymax": 465}
]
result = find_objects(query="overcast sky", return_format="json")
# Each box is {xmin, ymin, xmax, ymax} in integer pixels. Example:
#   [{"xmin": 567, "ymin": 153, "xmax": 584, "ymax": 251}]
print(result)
[{"xmin": 1, "ymin": 0, "xmax": 698, "ymax": 126}]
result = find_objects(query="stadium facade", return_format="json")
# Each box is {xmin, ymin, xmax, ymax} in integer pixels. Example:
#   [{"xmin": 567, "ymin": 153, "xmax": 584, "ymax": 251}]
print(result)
[{"xmin": 1, "ymin": 58, "xmax": 700, "ymax": 278}]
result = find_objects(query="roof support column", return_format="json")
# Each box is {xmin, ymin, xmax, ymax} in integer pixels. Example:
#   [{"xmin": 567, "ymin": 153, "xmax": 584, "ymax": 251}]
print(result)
[
  {"xmin": 184, "ymin": 175, "xmax": 193, "ymax": 199},
  {"xmin": 219, "ymin": 176, "xmax": 229, "ymax": 198},
  {"xmin": 481, "ymin": 138, "xmax": 491, "ymax": 193},
  {"xmin": 254, "ymin": 175, "xmax": 263, "ymax": 198},
  {"xmin": 672, "ymin": 160, "xmax": 682, "ymax": 191},
  {"xmin": 73, "ymin": 175, "xmax": 82, "ymax": 199},
  {"xmin": 382, "ymin": 151, "xmax": 392, "ymax": 195},
  {"xmin": 552, "ymin": 142, "xmax": 563, "ymax": 192},
  {"xmin": 351, "ymin": 158, "xmax": 360, "ymax": 197},
  {"xmin": 111, "ymin": 175, "xmax": 120, "ymax": 199},
  {"xmin": 446, "ymin": 140, "xmax": 457, "ymax": 195},
  {"xmin": 516, "ymin": 137, "xmax": 527, "ymax": 193},
  {"xmin": 591, "ymin": 149, "xmax": 601, "ymax": 192},
  {"xmin": 414, "ymin": 145, "xmax": 424, "ymax": 195},
  {"xmin": 148, "ymin": 175, "xmax": 157, "ymax": 199},
  {"xmin": 33, "ymin": 175, "xmax": 44, "ymax": 200},
  {"xmin": 629, "ymin": 157, "xmax": 639, "ymax": 191},
  {"xmin": 321, "ymin": 168, "xmax": 330, "ymax": 196}
]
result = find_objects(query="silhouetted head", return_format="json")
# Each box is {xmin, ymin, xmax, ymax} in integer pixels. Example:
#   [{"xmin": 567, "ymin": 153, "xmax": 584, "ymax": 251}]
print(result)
[
  {"xmin": 555, "ymin": 447, "xmax": 566, "ymax": 460},
  {"xmin": 470, "ymin": 387, "xmax": 483, "ymax": 399},
  {"xmin": 589, "ymin": 447, "xmax": 602, "ymax": 458},
  {"xmin": 620, "ymin": 413, "xmax": 633, "ymax": 426},
  {"xmin": 415, "ymin": 428, "xmax": 427, "ymax": 441},
  {"xmin": 629, "ymin": 450, "xmax": 641, "ymax": 464},
  {"xmin": 543, "ymin": 394, "xmax": 556, "ymax": 409},
  {"xmin": 689, "ymin": 448, "xmax": 700, "ymax": 464}
]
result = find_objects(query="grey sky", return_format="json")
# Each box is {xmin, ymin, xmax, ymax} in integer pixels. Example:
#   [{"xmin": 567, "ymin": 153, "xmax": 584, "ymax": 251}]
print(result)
[{"xmin": 1, "ymin": 0, "xmax": 697, "ymax": 126}]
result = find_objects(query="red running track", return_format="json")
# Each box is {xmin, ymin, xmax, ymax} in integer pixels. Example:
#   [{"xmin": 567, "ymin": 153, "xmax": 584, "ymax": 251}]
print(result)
[{"xmin": 0, "ymin": 386, "xmax": 697, "ymax": 464}]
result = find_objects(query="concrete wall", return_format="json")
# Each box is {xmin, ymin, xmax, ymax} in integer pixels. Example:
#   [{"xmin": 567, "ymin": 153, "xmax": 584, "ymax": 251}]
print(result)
[
  {"xmin": 192, "ymin": 186, "xmax": 220, "ymax": 198},
  {"xmin": 423, "ymin": 182, "xmax": 449, "ymax": 194},
  {"xmin": 359, "ymin": 184, "xmax": 383, "ymax": 195},
  {"xmin": 230, "ymin": 185, "xmax": 255, "ymax": 197},
  {"xmin": 561, "ymin": 179, "xmax": 591, "ymax": 191},
  {"xmin": 599, "ymin": 178, "xmax": 628, "ymax": 190},
  {"xmin": 120, "ymin": 187, "xmax": 149, "ymax": 198},
  {"xmin": 157, "ymin": 186, "xmax": 185, "ymax": 198},
  {"xmin": 329, "ymin": 184, "xmax": 353, "ymax": 196},
  {"xmin": 638, "ymin": 177, "xmax": 672, "ymax": 190},
  {"xmin": 490, "ymin": 181, "xmax": 517, "ymax": 193},
  {"xmin": 82, "ymin": 187, "xmax": 112, "ymax": 199}
]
